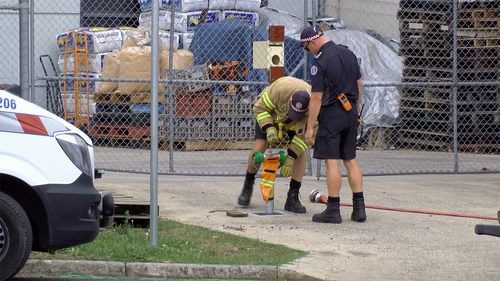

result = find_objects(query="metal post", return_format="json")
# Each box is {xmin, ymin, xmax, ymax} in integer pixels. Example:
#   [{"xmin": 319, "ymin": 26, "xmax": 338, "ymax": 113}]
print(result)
[
  {"xmin": 302, "ymin": 0, "xmax": 308, "ymax": 81},
  {"xmin": 265, "ymin": 197, "xmax": 274, "ymax": 215},
  {"xmin": 29, "ymin": 0, "xmax": 34, "ymax": 102},
  {"xmin": 149, "ymin": 0, "xmax": 159, "ymax": 248},
  {"xmin": 316, "ymin": 159, "xmax": 322, "ymax": 179},
  {"xmin": 312, "ymin": 0, "xmax": 317, "ymax": 27},
  {"xmin": 168, "ymin": 2, "xmax": 176, "ymax": 173},
  {"xmin": 452, "ymin": 0, "xmax": 459, "ymax": 172},
  {"xmin": 19, "ymin": 0, "xmax": 29, "ymax": 100}
]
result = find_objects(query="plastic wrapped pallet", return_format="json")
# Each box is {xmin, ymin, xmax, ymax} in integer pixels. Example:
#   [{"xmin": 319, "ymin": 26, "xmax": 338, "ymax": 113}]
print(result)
[
  {"xmin": 208, "ymin": 0, "xmax": 235, "ymax": 10},
  {"xmin": 63, "ymin": 93, "xmax": 96, "ymax": 115},
  {"xmin": 96, "ymin": 51, "xmax": 121, "ymax": 95},
  {"xmin": 139, "ymin": 9, "xmax": 220, "ymax": 32},
  {"xmin": 59, "ymin": 72, "xmax": 101, "ymax": 95},
  {"xmin": 58, "ymin": 52, "xmax": 108, "ymax": 74},
  {"xmin": 56, "ymin": 30, "xmax": 77, "ymax": 53},
  {"xmin": 234, "ymin": 0, "xmax": 261, "ymax": 12},
  {"xmin": 209, "ymin": 0, "xmax": 260, "ymax": 11},
  {"xmin": 139, "ymin": 0, "xmax": 208, "ymax": 12},
  {"xmin": 56, "ymin": 28, "xmax": 122, "ymax": 54},
  {"xmin": 221, "ymin": 10, "xmax": 259, "ymax": 26},
  {"xmin": 121, "ymin": 26, "xmax": 173, "ymax": 52},
  {"xmin": 178, "ymin": 32, "xmax": 195, "ymax": 50},
  {"xmin": 77, "ymin": 28, "xmax": 122, "ymax": 53},
  {"xmin": 159, "ymin": 30, "xmax": 180, "ymax": 50},
  {"xmin": 115, "ymin": 27, "xmax": 137, "ymax": 46}
]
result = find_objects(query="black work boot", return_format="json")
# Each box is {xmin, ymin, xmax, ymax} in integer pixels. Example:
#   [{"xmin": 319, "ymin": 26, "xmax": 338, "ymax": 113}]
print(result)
[
  {"xmin": 237, "ymin": 178, "xmax": 254, "ymax": 206},
  {"xmin": 312, "ymin": 201, "xmax": 342, "ymax": 223},
  {"xmin": 351, "ymin": 197, "xmax": 366, "ymax": 222},
  {"xmin": 284, "ymin": 189, "xmax": 306, "ymax": 213}
]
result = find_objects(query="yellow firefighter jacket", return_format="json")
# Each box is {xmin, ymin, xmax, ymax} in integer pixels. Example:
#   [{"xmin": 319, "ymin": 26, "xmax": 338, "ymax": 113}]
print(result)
[{"xmin": 253, "ymin": 76, "xmax": 318, "ymax": 158}]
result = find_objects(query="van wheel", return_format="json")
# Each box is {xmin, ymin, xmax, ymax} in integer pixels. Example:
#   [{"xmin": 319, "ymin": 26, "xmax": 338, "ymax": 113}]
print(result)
[{"xmin": 0, "ymin": 192, "xmax": 33, "ymax": 281}]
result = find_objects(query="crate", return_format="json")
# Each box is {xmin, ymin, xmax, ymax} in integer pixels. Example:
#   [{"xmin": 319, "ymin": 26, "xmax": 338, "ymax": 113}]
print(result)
[
  {"xmin": 93, "ymin": 112, "xmax": 151, "ymax": 127},
  {"xmin": 211, "ymin": 92, "xmax": 236, "ymax": 117},
  {"xmin": 91, "ymin": 124, "xmax": 150, "ymax": 139},
  {"xmin": 171, "ymin": 64, "xmax": 211, "ymax": 93},
  {"xmin": 211, "ymin": 117, "xmax": 234, "ymax": 140},
  {"xmin": 174, "ymin": 91, "xmax": 211, "ymax": 117},
  {"xmin": 159, "ymin": 114, "xmax": 170, "ymax": 139},
  {"xmin": 234, "ymin": 116, "xmax": 255, "ymax": 140},
  {"xmin": 172, "ymin": 116, "xmax": 211, "ymax": 141},
  {"xmin": 235, "ymin": 92, "xmax": 257, "ymax": 116}
]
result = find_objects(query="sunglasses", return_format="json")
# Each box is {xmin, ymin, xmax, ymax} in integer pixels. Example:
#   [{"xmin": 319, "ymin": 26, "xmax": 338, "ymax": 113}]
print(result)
[{"xmin": 303, "ymin": 41, "xmax": 310, "ymax": 51}]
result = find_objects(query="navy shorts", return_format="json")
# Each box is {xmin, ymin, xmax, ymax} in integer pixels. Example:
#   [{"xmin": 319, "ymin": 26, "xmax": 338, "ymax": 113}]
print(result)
[
  {"xmin": 313, "ymin": 102, "xmax": 358, "ymax": 160},
  {"xmin": 255, "ymin": 122, "xmax": 296, "ymax": 142}
]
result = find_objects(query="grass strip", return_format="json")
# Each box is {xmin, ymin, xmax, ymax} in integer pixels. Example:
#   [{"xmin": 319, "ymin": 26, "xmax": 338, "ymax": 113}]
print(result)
[{"xmin": 30, "ymin": 216, "xmax": 306, "ymax": 266}]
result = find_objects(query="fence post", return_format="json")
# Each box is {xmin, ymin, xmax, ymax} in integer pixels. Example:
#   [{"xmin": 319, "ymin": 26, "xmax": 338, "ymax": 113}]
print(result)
[
  {"xmin": 19, "ymin": 0, "xmax": 29, "ymax": 100},
  {"xmin": 149, "ymin": 0, "xmax": 160, "ymax": 248}
]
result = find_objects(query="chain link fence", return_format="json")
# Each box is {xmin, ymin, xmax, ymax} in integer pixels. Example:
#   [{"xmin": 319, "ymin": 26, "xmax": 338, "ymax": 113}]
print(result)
[
  {"xmin": 3, "ymin": 0, "xmax": 499, "ymax": 176},
  {"xmin": 0, "ymin": 0, "xmax": 21, "ymax": 87}
]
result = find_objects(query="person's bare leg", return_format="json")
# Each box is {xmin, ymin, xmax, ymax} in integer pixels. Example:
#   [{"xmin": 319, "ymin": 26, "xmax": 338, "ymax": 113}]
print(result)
[
  {"xmin": 325, "ymin": 159, "xmax": 341, "ymax": 197},
  {"xmin": 290, "ymin": 151, "xmax": 306, "ymax": 182},
  {"xmin": 343, "ymin": 159, "xmax": 362, "ymax": 193},
  {"xmin": 343, "ymin": 158, "xmax": 366, "ymax": 222}
]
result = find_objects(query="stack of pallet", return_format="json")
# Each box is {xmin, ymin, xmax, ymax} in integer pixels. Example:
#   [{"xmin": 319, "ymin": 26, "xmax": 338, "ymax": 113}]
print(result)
[
  {"xmin": 397, "ymin": 0, "xmax": 499, "ymax": 153},
  {"xmin": 154, "ymin": 61, "xmax": 257, "ymax": 151}
]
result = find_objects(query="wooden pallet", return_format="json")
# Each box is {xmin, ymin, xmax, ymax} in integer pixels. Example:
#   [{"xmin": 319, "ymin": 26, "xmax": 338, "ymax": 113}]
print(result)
[{"xmin": 142, "ymin": 138, "xmax": 254, "ymax": 151}]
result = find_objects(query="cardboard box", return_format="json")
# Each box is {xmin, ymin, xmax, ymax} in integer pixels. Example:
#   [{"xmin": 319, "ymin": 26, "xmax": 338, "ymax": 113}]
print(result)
[
  {"xmin": 140, "ymin": 10, "xmax": 220, "ymax": 32},
  {"xmin": 58, "ymin": 52, "xmax": 108, "ymax": 74},
  {"xmin": 221, "ymin": 10, "xmax": 259, "ymax": 26},
  {"xmin": 139, "ymin": 0, "xmax": 208, "ymax": 12}
]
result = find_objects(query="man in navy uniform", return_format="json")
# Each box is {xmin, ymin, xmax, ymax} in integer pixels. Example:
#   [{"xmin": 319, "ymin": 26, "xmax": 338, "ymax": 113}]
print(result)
[{"xmin": 300, "ymin": 26, "xmax": 366, "ymax": 223}]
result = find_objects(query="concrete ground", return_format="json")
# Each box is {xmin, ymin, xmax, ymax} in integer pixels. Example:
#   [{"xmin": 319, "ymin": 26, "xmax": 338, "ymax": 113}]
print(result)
[{"xmin": 20, "ymin": 172, "xmax": 500, "ymax": 280}]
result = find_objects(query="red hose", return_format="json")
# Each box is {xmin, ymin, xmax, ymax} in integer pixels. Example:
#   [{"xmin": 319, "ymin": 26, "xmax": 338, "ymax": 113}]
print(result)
[{"xmin": 340, "ymin": 203, "xmax": 498, "ymax": 221}]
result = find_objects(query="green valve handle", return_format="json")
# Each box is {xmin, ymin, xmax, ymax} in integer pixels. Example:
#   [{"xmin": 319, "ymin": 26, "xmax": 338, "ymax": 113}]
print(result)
[
  {"xmin": 252, "ymin": 151, "xmax": 286, "ymax": 166},
  {"xmin": 278, "ymin": 151, "xmax": 286, "ymax": 166},
  {"xmin": 252, "ymin": 151, "xmax": 264, "ymax": 165}
]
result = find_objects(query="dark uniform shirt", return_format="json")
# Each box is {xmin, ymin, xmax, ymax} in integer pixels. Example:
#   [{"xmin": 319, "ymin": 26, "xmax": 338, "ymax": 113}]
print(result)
[{"xmin": 310, "ymin": 41, "xmax": 362, "ymax": 106}]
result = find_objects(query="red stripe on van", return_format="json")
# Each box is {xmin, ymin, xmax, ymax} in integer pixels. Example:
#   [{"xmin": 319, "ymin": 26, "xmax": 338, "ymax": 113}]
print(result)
[{"xmin": 15, "ymin": 113, "xmax": 49, "ymax": 135}]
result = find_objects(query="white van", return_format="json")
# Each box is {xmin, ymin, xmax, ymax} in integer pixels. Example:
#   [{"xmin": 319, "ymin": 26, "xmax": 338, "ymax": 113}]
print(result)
[{"xmin": 0, "ymin": 88, "xmax": 113, "ymax": 281}]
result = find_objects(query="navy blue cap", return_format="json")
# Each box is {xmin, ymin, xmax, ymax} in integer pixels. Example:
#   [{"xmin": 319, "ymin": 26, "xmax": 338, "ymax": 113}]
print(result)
[
  {"xmin": 296, "ymin": 26, "xmax": 323, "ymax": 49},
  {"xmin": 288, "ymin": 90, "xmax": 311, "ymax": 120}
]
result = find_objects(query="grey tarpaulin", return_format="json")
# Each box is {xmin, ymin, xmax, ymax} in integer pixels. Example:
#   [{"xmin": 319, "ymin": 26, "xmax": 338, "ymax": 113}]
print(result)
[{"xmin": 288, "ymin": 29, "xmax": 403, "ymax": 130}]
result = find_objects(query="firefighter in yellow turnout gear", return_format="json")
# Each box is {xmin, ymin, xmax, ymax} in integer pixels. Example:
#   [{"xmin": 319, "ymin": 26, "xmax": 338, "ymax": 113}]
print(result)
[{"xmin": 238, "ymin": 77, "xmax": 318, "ymax": 213}]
